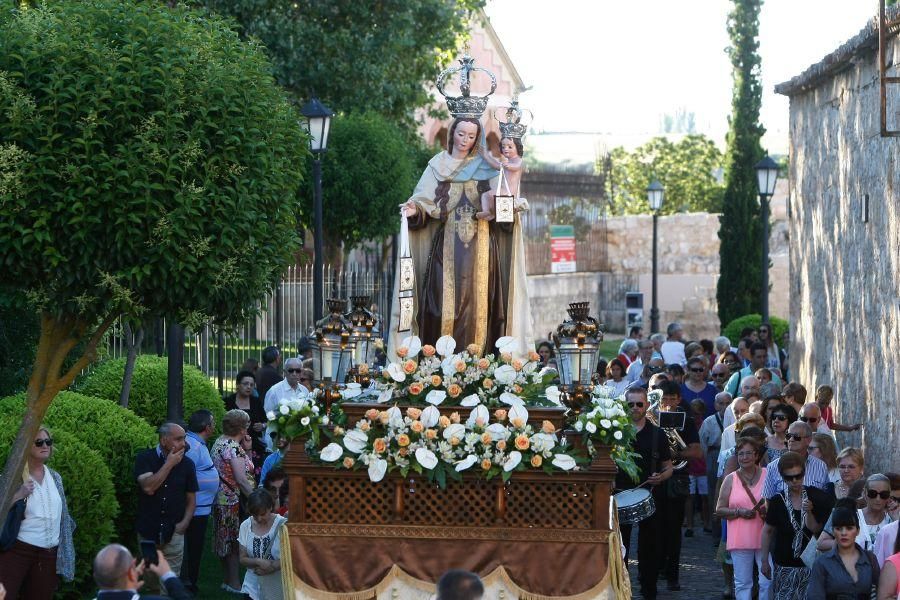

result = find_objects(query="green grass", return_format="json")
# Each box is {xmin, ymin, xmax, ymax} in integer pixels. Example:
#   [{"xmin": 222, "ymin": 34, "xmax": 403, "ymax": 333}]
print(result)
[{"xmin": 195, "ymin": 522, "xmax": 246, "ymax": 599}]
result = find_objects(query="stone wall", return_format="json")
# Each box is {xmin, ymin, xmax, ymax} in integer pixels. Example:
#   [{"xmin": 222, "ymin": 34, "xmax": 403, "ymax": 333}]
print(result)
[{"xmin": 778, "ymin": 30, "xmax": 900, "ymax": 473}]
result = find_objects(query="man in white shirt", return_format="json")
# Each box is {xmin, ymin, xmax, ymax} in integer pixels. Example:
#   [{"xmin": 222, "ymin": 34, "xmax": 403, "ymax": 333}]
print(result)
[
  {"xmin": 660, "ymin": 322, "xmax": 686, "ymax": 366},
  {"xmin": 626, "ymin": 339, "xmax": 655, "ymax": 384},
  {"xmin": 263, "ymin": 357, "xmax": 308, "ymax": 451}
]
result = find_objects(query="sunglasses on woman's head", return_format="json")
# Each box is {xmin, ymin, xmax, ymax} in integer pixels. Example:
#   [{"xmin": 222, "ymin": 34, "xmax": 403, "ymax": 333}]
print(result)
[
  {"xmin": 867, "ymin": 489, "xmax": 891, "ymax": 500},
  {"xmin": 34, "ymin": 438, "xmax": 53, "ymax": 447}
]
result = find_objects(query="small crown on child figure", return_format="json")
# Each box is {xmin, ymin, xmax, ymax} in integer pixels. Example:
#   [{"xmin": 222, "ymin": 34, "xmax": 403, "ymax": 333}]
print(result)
[
  {"xmin": 494, "ymin": 98, "xmax": 532, "ymax": 140},
  {"xmin": 436, "ymin": 54, "xmax": 497, "ymax": 119}
]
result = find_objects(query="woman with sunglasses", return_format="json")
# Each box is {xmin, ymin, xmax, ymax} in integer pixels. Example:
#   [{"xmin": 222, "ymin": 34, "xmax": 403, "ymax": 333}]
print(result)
[
  {"xmin": 806, "ymin": 501, "xmax": 881, "ymax": 600},
  {"xmin": 766, "ymin": 404, "xmax": 798, "ymax": 463},
  {"xmin": 0, "ymin": 427, "xmax": 76, "ymax": 599},
  {"xmin": 819, "ymin": 474, "xmax": 894, "ymax": 553},
  {"xmin": 874, "ymin": 475, "xmax": 900, "ymax": 567},
  {"xmin": 761, "ymin": 451, "xmax": 833, "ymax": 599}
]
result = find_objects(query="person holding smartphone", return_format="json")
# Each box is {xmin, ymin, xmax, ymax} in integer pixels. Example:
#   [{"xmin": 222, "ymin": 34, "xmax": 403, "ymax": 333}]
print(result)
[{"xmin": 94, "ymin": 543, "xmax": 191, "ymax": 599}]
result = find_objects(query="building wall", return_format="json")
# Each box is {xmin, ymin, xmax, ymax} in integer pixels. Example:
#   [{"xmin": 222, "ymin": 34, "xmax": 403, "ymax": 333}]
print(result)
[{"xmin": 785, "ymin": 39, "xmax": 900, "ymax": 473}]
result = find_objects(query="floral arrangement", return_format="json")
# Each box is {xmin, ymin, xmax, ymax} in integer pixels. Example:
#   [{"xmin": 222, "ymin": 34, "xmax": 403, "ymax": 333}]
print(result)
[
  {"xmin": 563, "ymin": 384, "xmax": 640, "ymax": 482},
  {"xmin": 375, "ymin": 335, "xmax": 557, "ymax": 408},
  {"xmin": 313, "ymin": 403, "xmax": 587, "ymax": 486},
  {"xmin": 265, "ymin": 392, "xmax": 329, "ymax": 444}
]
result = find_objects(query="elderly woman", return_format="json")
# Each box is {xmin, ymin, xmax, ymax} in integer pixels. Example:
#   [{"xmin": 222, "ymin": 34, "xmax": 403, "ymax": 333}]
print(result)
[
  {"xmin": 819, "ymin": 474, "xmax": 894, "ymax": 554},
  {"xmin": 806, "ymin": 501, "xmax": 881, "ymax": 600},
  {"xmin": 808, "ymin": 433, "xmax": 839, "ymax": 486},
  {"xmin": 716, "ymin": 437, "xmax": 769, "ymax": 600},
  {"xmin": 616, "ymin": 338, "xmax": 639, "ymax": 369},
  {"xmin": 212, "ymin": 409, "xmax": 257, "ymax": 594},
  {"xmin": 765, "ymin": 403, "xmax": 798, "ymax": 463},
  {"xmin": 760, "ymin": 451, "xmax": 833, "ymax": 599},
  {"xmin": 834, "ymin": 447, "xmax": 866, "ymax": 500},
  {"xmin": 0, "ymin": 427, "xmax": 75, "ymax": 599}
]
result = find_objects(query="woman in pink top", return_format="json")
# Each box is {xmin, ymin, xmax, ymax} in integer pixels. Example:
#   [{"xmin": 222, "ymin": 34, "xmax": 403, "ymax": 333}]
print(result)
[{"xmin": 716, "ymin": 437, "xmax": 769, "ymax": 600}]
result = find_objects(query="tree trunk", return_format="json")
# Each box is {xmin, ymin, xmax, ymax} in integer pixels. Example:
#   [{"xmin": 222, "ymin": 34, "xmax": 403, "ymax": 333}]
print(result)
[
  {"xmin": 0, "ymin": 312, "xmax": 116, "ymax": 519},
  {"xmin": 119, "ymin": 323, "xmax": 144, "ymax": 408}
]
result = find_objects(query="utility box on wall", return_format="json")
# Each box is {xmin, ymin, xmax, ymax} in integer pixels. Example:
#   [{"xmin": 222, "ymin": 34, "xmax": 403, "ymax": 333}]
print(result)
[{"xmin": 625, "ymin": 291, "xmax": 643, "ymax": 330}]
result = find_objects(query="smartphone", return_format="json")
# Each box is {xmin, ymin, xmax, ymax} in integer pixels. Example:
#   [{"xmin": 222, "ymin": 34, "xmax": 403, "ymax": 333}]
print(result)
[{"xmin": 139, "ymin": 540, "xmax": 158, "ymax": 566}]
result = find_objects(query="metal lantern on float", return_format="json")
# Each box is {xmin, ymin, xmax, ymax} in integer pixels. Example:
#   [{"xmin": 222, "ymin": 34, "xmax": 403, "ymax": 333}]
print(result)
[
  {"xmin": 344, "ymin": 295, "xmax": 381, "ymax": 387},
  {"xmin": 552, "ymin": 301, "xmax": 604, "ymax": 414},
  {"xmin": 312, "ymin": 298, "xmax": 356, "ymax": 410}
]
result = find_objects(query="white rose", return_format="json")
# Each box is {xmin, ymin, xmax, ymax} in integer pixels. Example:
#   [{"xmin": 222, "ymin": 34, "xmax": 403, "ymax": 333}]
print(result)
[
  {"xmin": 300, "ymin": 416, "xmax": 311, "ymax": 426},
  {"xmin": 574, "ymin": 420, "xmax": 584, "ymax": 432},
  {"xmin": 266, "ymin": 411, "xmax": 276, "ymax": 420},
  {"xmin": 320, "ymin": 443, "xmax": 343, "ymax": 462},
  {"xmin": 600, "ymin": 419, "xmax": 612, "ymax": 429},
  {"xmin": 585, "ymin": 422, "xmax": 597, "ymax": 434},
  {"xmin": 321, "ymin": 416, "xmax": 330, "ymax": 426},
  {"xmin": 614, "ymin": 430, "xmax": 623, "ymax": 440},
  {"xmin": 279, "ymin": 405, "xmax": 290, "ymax": 415},
  {"xmin": 415, "ymin": 448, "xmax": 439, "ymax": 470}
]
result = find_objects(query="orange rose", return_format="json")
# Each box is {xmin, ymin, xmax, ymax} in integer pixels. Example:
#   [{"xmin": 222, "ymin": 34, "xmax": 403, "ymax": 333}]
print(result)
[
  {"xmin": 406, "ymin": 407, "xmax": 422, "ymax": 419},
  {"xmin": 431, "ymin": 375, "xmax": 442, "ymax": 387},
  {"xmin": 410, "ymin": 420, "xmax": 424, "ymax": 433},
  {"xmin": 438, "ymin": 415, "xmax": 451, "ymax": 428},
  {"xmin": 528, "ymin": 351, "xmax": 541, "ymax": 362},
  {"xmin": 447, "ymin": 383, "xmax": 462, "ymax": 398},
  {"xmin": 425, "ymin": 428, "xmax": 438, "ymax": 440},
  {"xmin": 530, "ymin": 455, "xmax": 543, "ymax": 468},
  {"xmin": 408, "ymin": 382, "xmax": 425, "ymax": 396},
  {"xmin": 373, "ymin": 438, "xmax": 387, "ymax": 454},
  {"xmin": 481, "ymin": 432, "xmax": 493, "ymax": 445},
  {"xmin": 359, "ymin": 421, "xmax": 371, "ymax": 432},
  {"xmin": 422, "ymin": 344, "xmax": 436, "ymax": 357},
  {"xmin": 542, "ymin": 420, "xmax": 556, "ymax": 434},
  {"xmin": 449, "ymin": 436, "xmax": 460, "ymax": 446},
  {"xmin": 402, "ymin": 359, "xmax": 417, "ymax": 374},
  {"xmin": 455, "ymin": 360, "xmax": 466, "ymax": 373},
  {"xmin": 397, "ymin": 347, "xmax": 409, "ymax": 358},
  {"xmin": 396, "ymin": 434, "xmax": 410, "ymax": 447},
  {"xmin": 515, "ymin": 434, "xmax": 530, "ymax": 451},
  {"xmin": 511, "ymin": 418, "xmax": 525, "ymax": 428},
  {"xmin": 477, "ymin": 358, "xmax": 490, "ymax": 370},
  {"xmin": 358, "ymin": 363, "xmax": 370, "ymax": 375},
  {"xmin": 501, "ymin": 352, "xmax": 512, "ymax": 363},
  {"xmin": 512, "ymin": 359, "xmax": 523, "ymax": 372},
  {"xmin": 482, "ymin": 378, "xmax": 494, "ymax": 389},
  {"xmin": 378, "ymin": 411, "xmax": 390, "ymax": 424},
  {"xmin": 365, "ymin": 408, "xmax": 379, "ymax": 420},
  {"xmin": 467, "ymin": 343, "xmax": 480, "ymax": 356},
  {"xmin": 496, "ymin": 440, "xmax": 507, "ymax": 451},
  {"xmin": 450, "ymin": 411, "xmax": 461, "ymax": 424},
  {"xmin": 494, "ymin": 409, "xmax": 507, "ymax": 421},
  {"xmin": 481, "ymin": 458, "xmax": 492, "ymax": 470},
  {"xmin": 342, "ymin": 457, "xmax": 355, "ymax": 468}
]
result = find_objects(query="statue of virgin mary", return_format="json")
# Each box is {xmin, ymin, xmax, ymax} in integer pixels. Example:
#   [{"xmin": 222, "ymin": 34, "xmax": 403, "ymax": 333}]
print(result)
[{"xmin": 386, "ymin": 115, "xmax": 534, "ymax": 361}]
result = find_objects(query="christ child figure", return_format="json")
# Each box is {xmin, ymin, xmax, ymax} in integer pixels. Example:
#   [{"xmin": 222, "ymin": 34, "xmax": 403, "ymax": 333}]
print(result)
[{"xmin": 477, "ymin": 136, "xmax": 524, "ymax": 220}]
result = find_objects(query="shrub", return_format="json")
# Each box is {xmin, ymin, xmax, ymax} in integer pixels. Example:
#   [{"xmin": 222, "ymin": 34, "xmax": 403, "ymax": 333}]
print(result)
[
  {"xmin": 0, "ymin": 418, "xmax": 117, "ymax": 598},
  {"xmin": 78, "ymin": 355, "xmax": 225, "ymax": 432},
  {"xmin": 722, "ymin": 314, "xmax": 789, "ymax": 347},
  {"xmin": 0, "ymin": 392, "xmax": 155, "ymax": 543}
]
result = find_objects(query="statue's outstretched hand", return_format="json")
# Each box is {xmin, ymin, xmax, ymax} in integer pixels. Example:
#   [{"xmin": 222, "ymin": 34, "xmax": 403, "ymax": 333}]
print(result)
[{"xmin": 400, "ymin": 201, "xmax": 417, "ymax": 218}]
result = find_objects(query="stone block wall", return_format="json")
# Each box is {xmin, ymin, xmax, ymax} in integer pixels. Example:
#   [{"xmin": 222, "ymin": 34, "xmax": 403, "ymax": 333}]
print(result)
[{"xmin": 782, "ymin": 36, "xmax": 900, "ymax": 473}]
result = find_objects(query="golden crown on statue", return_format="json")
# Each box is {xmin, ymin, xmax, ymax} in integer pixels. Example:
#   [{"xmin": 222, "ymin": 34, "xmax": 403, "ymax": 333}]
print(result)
[{"xmin": 436, "ymin": 54, "xmax": 497, "ymax": 118}]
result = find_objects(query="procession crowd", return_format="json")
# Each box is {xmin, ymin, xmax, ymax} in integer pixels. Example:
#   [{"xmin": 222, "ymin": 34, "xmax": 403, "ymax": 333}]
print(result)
[{"xmin": 591, "ymin": 322, "xmax": 899, "ymax": 600}]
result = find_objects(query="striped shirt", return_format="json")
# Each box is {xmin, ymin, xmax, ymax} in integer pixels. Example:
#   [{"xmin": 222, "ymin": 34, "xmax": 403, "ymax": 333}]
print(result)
[{"xmin": 761, "ymin": 453, "xmax": 829, "ymax": 498}]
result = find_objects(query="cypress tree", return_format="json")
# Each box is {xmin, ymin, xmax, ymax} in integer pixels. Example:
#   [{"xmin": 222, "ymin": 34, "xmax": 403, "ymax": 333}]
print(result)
[{"xmin": 717, "ymin": 0, "xmax": 766, "ymax": 326}]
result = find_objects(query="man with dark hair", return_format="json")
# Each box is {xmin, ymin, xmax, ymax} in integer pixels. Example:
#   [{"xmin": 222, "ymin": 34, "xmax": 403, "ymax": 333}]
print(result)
[
  {"xmin": 436, "ymin": 569, "xmax": 484, "ymax": 600},
  {"xmin": 94, "ymin": 544, "xmax": 190, "ymax": 599},
  {"xmin": 256, "ymin": 345, "xmax": 282, "ymax": 402},
  {"xmin": 181, "ymin": 410, "xmax": 217, "ymax": 595},
  {"xmin": 725, "ymin": 342, "xmax": 782, "ymax": 397},
  {"xmin": 616, "ymin": 386, "xmax": 674, "ymax": 600},
  {"xmin": 628, "ymin": 325, "xmax": 643, "ymax": 340}
]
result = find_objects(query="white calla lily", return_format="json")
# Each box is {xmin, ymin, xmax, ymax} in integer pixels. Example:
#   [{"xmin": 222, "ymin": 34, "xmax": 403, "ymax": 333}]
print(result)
[
  {"xmin": 387, "ymin": 406, "xmax": 404, "ymax": 428},
  {"xmin": 435, "ymin": 335, "xmax": 456, "ymax": 357},
  {"xmin": 552, "ymin": 454, "xmax": 577, "ymax": 471},
  {"xmin": 495, "ymin": 336, "xmax": 520, "ymax": 355},
  {"xmin": 386, "ymin": 363, "xmax": 406, "ymax": 382},
  {"xmin": 544, "ymin": 386, "xmax": 562, "ymax": 406},
  {"xmin": 493, "ymin": 364, "xmax": 517, "ymax": 385},
  {"xmin": 399, "ymin": 335, "xmax": 422, "ymax": 358},
  {"xmin": 343, "ymin": 429, "xmax": 369, "ymax": 454},
  {"xmin": 531, "ymin": 432, "xmax": 556, "ymax": 452},
  {"xmin": 466, "ymin": 404, "xmax": 490, "ymax": 428},
  {"xmin": 455, "ymin": 455, "xmax": 478, "ymax": 472},
  {"xmin": 460, "ymin": 394, "xmax": 480, "ymax": 407},
  {"xmin": 320, "ymin": 443, "xmax": 343, "ymax": 462},
  {"xmin": 509, "ymin": 404, "xmax": 529, "ymax": 424},
  {"xmin": 425, "ymin": 390, "xmax": 447, "ymax": 406},
  {"xmin": 499, "ymin": 392, "xmax": 524, "ymax": 406},
  {"xmin": 414, "ymin": 448, "xmax": 438, "ymax": 469},
  {"xmin": 503, "ymin": 451, "xmax": 523, "ymax": 472},
  {"xmin": 441, "ymin": 354, "xmax": 459, "ymax": 378},
  {"xmin": 367, "ymin": 458, "xmax": 388, "ymax": 482},
  {"xmin": 376, "ymin": 388, "xmax": 393, "ymax": 404},
  {"xmin": 341, "ymin": 383, "xmax": 362, "ymax": 399},
  {"xmin": 442, "ymin": 423, "xmax": 466, "ymax": 441},
  {"xmin": 420, "ymin": 405, "xmax": 440, "ymax": 428},
  {"xmin": 486, "ymin": 423, "xmax": 511, "ymax": 441}
]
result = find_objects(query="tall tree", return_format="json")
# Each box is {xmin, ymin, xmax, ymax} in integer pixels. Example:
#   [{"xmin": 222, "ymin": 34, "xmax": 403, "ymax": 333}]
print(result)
[
  {"xmin": 717, "ymin": 0, "xmax": 765, "ymax": 325},
  {"xmin": 0, "ymin": 0, "xmax": 306, "ymax": 516}
]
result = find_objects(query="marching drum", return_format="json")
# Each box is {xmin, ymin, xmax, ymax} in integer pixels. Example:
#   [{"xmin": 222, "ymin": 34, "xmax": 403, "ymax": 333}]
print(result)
[{"xmin": 614, "ymin": 488, "xmax": 655, "ymax": 524}]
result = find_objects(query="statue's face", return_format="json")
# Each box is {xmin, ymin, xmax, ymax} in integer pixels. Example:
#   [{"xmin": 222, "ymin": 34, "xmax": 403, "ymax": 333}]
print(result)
[
  {"xmin": 500, "ymin": 138, "xmax": 518, "ymax": 158},
  {"xmin": 452, "ymin": 121, "xmax": 478, "ymax": 156}
]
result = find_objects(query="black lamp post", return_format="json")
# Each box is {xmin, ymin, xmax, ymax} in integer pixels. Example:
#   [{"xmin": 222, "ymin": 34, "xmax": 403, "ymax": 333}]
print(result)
[
  {"xmin": 755, "ymin": 156, "xmax": 779, "ymax": 323},
  {"xmin": 646, "ymin": 180, "xmax": 664, "ymax": 334},
  {"xmin": 300, "ymin": 97, "xmax": 334, "ymax": 322}
]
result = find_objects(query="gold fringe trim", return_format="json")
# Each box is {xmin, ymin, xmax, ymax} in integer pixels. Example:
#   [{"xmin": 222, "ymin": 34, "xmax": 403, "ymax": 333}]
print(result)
[
  {"xmin": 281, "ymin": 522, "xmax": 295, "ymax": 600},
  {"xmin": 607, "ymin": 497, "xmax": 632, "ymax": 600},
  {"xmin": 473, "ymin": 216, "xmax": 489, "ymax": 353}
]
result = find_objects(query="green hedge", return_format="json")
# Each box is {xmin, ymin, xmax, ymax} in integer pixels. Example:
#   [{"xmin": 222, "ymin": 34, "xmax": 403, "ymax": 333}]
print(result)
[
  {"xmin": 0, "ymin": 419, "xmax": 117, "ymax": 598},
  {"xmin": 0, "ymin": 392, "xmax": 155, "ymax": 544},
  {"xmin": 78, "ymin": 355, "xmax": 225, "ymax": 432},
  {"xmin": 722, "ymin": 314, "xmax": 789, "ymax": 346}
]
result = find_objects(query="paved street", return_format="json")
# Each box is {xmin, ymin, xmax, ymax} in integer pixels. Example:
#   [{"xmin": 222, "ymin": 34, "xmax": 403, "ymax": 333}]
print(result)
[{"xmin": 628, "ymin": 526, "xmax": 727, "ymax": 599}]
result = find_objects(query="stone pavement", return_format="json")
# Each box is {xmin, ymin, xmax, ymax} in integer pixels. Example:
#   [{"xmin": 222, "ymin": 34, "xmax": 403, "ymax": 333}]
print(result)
[{"xmin": 627, "ymin": 525, "xmax": 727, "ymax": 599}]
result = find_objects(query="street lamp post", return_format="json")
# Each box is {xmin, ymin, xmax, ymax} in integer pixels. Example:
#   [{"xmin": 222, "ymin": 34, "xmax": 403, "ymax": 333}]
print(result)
[
  {"xmin": 646, "ymin": 180, "xmax": 664, "ymax": 334},
  {"xmin": 755, "ymin": 156, "xmax": 779, "ymax": 323},
  {"xmin": 300, "ymin": 97, "xmax": 334, "ymax": 322}
]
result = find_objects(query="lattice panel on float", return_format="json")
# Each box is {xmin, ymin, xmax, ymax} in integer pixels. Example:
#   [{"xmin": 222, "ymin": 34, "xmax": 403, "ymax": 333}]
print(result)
[
  {"xmin": 504, "ymin": 481, "xmax": 594, "ymax": 529},
  {"xmin": 403, "ymin": 478, "xmax": 495, "ymax": 527},
  {"xmin": 304, "ymin": 477, "xmax": 393, "ymax": 524}
]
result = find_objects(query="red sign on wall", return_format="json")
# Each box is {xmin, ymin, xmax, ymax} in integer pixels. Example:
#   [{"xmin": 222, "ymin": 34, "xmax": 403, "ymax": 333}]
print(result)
[{"xmin": 550, "ymin": 225, "xmax": 576, "ymax": 273}]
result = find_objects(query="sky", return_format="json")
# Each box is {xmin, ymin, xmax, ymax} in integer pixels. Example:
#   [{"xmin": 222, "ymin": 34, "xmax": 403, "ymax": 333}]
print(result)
[{"xmin": 484, "ymin": 0, "xmax": 876, "ymax": 157}]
